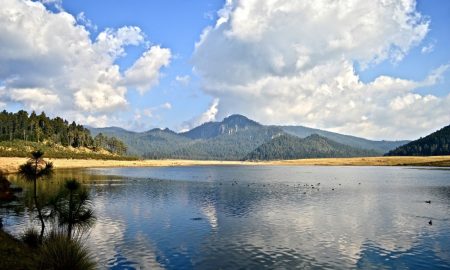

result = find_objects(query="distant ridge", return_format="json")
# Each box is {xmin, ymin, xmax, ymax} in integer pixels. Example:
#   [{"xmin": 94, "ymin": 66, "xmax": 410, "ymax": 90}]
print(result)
[
  {"xmin": 279, "ymin": 126, "xmax": 408, "ymax": 154},
  {"xmin": 88, "ymin": 114, "xmax": 409, "ymax": 160},
  {"xmin": 386, "ymin": 124, "xmax": 450, "ymax": 156},
  {"xmin": 245, "ymin": 134, "xmax": 379, "ymax": 160}
]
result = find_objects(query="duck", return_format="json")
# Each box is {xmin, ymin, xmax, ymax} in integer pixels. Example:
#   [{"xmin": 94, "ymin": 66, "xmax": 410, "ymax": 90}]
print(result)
[
  {"xmin": 425, "ymin": 200, "xmax": 431, "ymax": 204},
  {"xmin": 429, "ymin": 220, "xmax": 433, "ymax": 225}
]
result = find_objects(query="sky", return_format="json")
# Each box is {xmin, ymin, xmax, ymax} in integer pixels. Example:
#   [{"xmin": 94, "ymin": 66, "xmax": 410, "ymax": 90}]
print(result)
[{"xmin": 0, "ymin": 0, "xmax": 449, "ymax": 140}]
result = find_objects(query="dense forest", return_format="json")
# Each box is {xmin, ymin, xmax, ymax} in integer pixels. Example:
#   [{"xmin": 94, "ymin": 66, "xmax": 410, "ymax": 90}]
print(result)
[
  {"xmin": 0, "ymin": 110, "xmax": 127, "ymax": 156},
  {"xmin": 245, "ymin": 134, "xmax": 379, "ymax": 160},
  {"xmin": 386, "ymin": 125, "xmax": 450, "ymax": 156}
]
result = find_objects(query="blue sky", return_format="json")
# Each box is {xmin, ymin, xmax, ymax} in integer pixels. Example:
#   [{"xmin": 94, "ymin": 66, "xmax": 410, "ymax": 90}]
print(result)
[{"xmin": 0, "ymin": 0, "xmax": 449, "ymax": 139}]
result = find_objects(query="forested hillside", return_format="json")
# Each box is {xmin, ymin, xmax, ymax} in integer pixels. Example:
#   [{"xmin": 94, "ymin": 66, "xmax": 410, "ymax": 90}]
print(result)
[
  {"xmin": 171, "ymin": 125, "xmax": 283, "ymax": 160},
  {"xmin": 280, "ymin": 126, "xmax": 409, "ymax": 154},
  {"xmin": 386, "ymin": 125, "xmax": 450, "ymax": 156},
  {"xmin": 0, "ymin": 110, "xmax": 128, "ymax": 157},
  {"xmin": 90, "ymin": 115, "xmax": 283, "ymax": 160},
  {"xmin": 89, "ymin": 114, "xmax": 409, "ymax": 160},
  {"xmin": 245, "ymin": 134, "xmax": 379, "ymax": 160}
]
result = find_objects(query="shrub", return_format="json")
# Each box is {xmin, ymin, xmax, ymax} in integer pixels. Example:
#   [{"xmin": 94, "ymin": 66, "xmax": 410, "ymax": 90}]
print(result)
[
  {"xmin": 21, "ymin": 228, "xmax": 40, "ymax": 248},
  {"xmin": 38, "ymin": 232, "xmax": 96, "ymax": 270}
]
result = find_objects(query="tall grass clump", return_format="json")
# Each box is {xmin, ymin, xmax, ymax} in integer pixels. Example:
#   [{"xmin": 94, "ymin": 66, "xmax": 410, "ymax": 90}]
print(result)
[
  {"xmin": 39, "ymin": 232, "xmax": 96, "ymax": 270},
  {"xmin": 21, "ymin": 227, "xmax": 40, "ymax": 248}
]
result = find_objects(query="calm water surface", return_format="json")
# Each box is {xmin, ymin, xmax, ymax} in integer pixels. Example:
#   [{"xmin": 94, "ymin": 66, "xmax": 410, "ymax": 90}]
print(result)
[{"xmin": 2, "ymin": 166, "xmax": 450, "ymax": 269}]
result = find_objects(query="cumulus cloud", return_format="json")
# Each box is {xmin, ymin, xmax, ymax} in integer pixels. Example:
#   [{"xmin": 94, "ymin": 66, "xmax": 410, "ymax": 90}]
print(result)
[
  {"xmin": 193, "ymin": 0, "xmax": 449, "ymax": 139},
  {"xmin": 124, "ymin": 46, "xmax": 171, "ymax": 94},
  {"xmin": 76, "ymin": 11, "xmax": 97, "ymax": 31},
  {"xmin": 0, "ymin": 0, "xmax": 171, "ymax": 125},
  {"xmin": 9, "ymin": 88, "xmax": 60, "ymax": 110},
  {"xmin": 180, "ymin": 98, "xmax": 219, "ymax": 131}
]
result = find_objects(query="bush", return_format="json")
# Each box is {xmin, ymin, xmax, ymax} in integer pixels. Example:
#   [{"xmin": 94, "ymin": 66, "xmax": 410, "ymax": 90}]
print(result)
[
  {"xmin": 21, "ymin": 228, "xmax": 40, "ymax": 248},
  {"xmin": 39, "ymin": 232, "xmax": 96, "ymax": 270}
]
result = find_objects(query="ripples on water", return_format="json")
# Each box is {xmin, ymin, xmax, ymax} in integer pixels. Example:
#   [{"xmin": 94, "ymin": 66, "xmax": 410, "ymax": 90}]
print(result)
[{"xmin": 2, "ymin": 166, "xmax": 450, "ymax": 269}]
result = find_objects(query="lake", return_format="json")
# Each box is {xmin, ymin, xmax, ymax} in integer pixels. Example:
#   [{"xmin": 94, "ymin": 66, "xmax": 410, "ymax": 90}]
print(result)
[{"xmin": 2, "ymin": 166, "xmax": 450, "ymax": 269}]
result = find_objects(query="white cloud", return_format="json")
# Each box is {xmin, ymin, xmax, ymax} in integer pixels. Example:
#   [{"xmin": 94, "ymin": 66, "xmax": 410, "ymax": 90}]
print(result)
[
  {"xmin": 124, "ymin": 46, "xmax": 171, "ymax": 94},
  {"xmin": 0, "ymin": 0, "xmax": 171, "ymax": 125},
  {"xmin": 161, "ymin": 102, "xmax": 172, "ymax": 109},
  {"xmin": 76, "ymin": 12, "xmax": 97, "ymax": 31},
  {"xmin": 39, "ymin": 0, "xmax": 62, "ymax": 11},
  {"xmin": 421, "ymin": 42, "xmax": 435, "ymax": 54},
  {"xmin": 95, "ymin": 26, "xmax": 145, "ymax": 59},
  {"xmin": 193, "ymin": 0, "xmax": 450, "ymax": 139},
  {"xmin": 9, "ymin": 88, "xmax": 60, "ymax": 110},
  {"xmin": 175, "ymin": 75, "xmax": 191, "ymax": 86},
  {"xmin": 181, "ymin": 98, "xmax": 219, "ymax": 131}
]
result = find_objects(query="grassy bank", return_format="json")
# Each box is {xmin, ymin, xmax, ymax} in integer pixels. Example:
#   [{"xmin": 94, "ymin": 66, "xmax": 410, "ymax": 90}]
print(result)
[
  {"xmin": 1, "ymin": 156, "xmax": 449, "ymax": 174},
  {"xmin": 0, "ymin": 140, "xmax": 137, "ymax": 161},
  {"xmin": 0, "ymin": 230, "xmax": 37, "ymax": 270}
]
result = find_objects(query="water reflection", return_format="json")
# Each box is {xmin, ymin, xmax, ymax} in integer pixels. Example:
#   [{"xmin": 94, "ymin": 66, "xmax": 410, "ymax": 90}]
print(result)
[{"xmin": 2, "ymin": 166, "xmax": 450, "ymax": 269}]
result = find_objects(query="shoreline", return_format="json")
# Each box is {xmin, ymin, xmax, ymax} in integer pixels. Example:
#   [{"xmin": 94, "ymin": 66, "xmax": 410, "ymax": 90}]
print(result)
[{"xmin": 1, "ymin": 156, "xmax": 450, "ymax": 174}]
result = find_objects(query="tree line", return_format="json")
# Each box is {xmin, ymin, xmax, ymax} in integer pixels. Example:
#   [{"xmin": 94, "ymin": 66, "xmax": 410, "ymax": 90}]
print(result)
[
  {"xmin": 0, "ymin": 110, "xmax": 127, "ymax": 155},
  {"xmin": 386, "ymin": 124, "xmax": 450, "ymax": 156}
]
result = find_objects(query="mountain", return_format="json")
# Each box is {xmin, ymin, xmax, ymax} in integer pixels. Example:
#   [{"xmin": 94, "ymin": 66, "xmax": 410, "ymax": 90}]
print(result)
[
  {"xmin": 386, "ymin": 124, "xmax": 450, "ymax": 156},
  {"xmin": 90, "ymin": 115, "xmax": 284, "ymax": 160},
  {"xmin": 89, "ymin": 126, "xmax": 191, "ymax": 157},
  {"xmin": 173, "ymin": 125, "xmax": 283, "ymax": 160},
  {"xmin": 280, "ymin": 126, "xmax": 408, "ymax": 154},
  {"xmin": 88, "ymin": 114, "xmax": 408, "ymax": 160},
  {"xmin": 181, "ymin": 114, "xmax": 262, "ymax": 139},
  {"xmin": 245, "ymin": 134, "xmax": 379, "ymax": 160}
]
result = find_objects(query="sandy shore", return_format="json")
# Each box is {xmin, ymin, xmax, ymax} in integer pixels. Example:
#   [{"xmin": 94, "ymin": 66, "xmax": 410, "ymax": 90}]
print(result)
[
  {"xmin": 0, "ymin": 157, "xmax": 255, "ymax": 174},
  {"xmin": 1, "ymin": 156, "xmax": 450, "ymax": 174}
]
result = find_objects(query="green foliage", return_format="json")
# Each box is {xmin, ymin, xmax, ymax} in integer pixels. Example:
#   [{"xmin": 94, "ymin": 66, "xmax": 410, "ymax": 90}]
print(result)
[
  {"xmin": 22, "ymin": 228, "xmax": 40, "ymax": 248},
  {"xmin": 0, "ymin": 110, "xmax": 129, "ymax": 157},
  {"xmin": 386, "ymin": 124, "xmax": 450, "ymax": 156},
  {"xmin": 39, "ymin": 232, "xmax": 96, "ymax": 270},
  {"xmin": 48, "ymin": 179, "xmax": 96, "ymax": 239},
  {"xmin": 0, "ymin": 140, "xmax": 137, "ymax": 160},
  {"xmin": 245, "ymin": 134, "xmax": 379, "ymax": 160},
  {"xmin": 18, "ymin": 151, "xmax": 54, "ymax": 242},
  {"xmin": 94, "ymin": 133, "xmax": 127, "ymax": 155},
  {"xmin": 0, "ymin": 230, "xmax": 38, "ymax": 270},
  {"xmin": 18, "ymin": 158, "xmax": 53, "ymax": 183}
]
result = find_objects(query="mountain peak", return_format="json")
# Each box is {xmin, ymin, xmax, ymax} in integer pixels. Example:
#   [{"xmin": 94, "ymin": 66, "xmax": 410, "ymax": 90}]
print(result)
[
  {"xmin": 181, "ymin": 114, "xmax": 262, "ymax": 140},
  {"xmin": 222, "ymin": 114, "xmax": 261, "ymax": 127}
]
